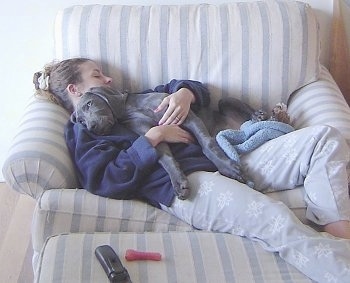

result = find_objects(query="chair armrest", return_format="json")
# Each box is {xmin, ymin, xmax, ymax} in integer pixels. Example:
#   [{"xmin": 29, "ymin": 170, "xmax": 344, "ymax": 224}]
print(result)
[
  {"xmin": 2, "ymin": 97, "xmax": 79, "ymax": 199},
  {"xmin": 288, "ymin": 66, "xmax": 350, "ymax": 145}
]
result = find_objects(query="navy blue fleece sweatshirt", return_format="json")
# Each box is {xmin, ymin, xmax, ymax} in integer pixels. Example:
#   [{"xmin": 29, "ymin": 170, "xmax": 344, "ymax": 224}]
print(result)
[{"xmin": 65, "ymin": 79, "xmax": 217, "ymax": 208}]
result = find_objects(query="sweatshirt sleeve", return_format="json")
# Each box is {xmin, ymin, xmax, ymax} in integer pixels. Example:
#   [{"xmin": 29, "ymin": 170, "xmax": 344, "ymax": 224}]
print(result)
[
  {"xmin": 65, "ymin": 122, "xmax": 159, "ymax": 199},
  {"xmin": 143, "ymin": 79, "xmax": 211, "ymax": 112}
]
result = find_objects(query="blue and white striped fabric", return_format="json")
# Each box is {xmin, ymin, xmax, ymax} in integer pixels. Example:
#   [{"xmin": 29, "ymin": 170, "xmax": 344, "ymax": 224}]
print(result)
[
  {"xmin": 4, "ymin": 3, "xmax": 350, "ymax": 281},
  {"xmin": 35, "ymin": 232, "xmax": 313, "ymax": 283},
  {"xmin": 2, "ymin": 98, "xmax": 79, "ymax": 198},
  {"xmin": 54, "ymin": 1, "xmax": 320, "ymax": 111},
  {"xmin": 288, "ymin": 66, "xmax": 350, "ymax": 145}
]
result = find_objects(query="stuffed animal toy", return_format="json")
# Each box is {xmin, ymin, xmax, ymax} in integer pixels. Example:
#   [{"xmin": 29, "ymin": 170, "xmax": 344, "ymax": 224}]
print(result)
[{"xmin": 216, "ymin": 102, "xmax": 294, "ymax": 163}]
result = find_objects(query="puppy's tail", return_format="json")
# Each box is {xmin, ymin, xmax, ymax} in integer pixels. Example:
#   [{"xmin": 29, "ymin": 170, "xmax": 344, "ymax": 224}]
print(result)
[{"xmin": 218, "ymin": 97, "xmax": 255, "ymax": 121}]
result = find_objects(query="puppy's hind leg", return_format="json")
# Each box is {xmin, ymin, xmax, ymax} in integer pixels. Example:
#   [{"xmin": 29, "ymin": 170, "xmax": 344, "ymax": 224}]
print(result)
[
  {"xmin": 184, "ymin": 112, "xmax": 252, "ymax": 186},
  {"xmin": 156, "ymin": 143, "xmax": 190, "ymax": 200}
]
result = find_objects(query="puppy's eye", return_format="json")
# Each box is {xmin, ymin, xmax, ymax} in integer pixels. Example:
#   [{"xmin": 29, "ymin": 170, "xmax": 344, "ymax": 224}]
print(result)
[{"xmin": 83, "ymin": 100, "xmax": 93, "ymax": 111}]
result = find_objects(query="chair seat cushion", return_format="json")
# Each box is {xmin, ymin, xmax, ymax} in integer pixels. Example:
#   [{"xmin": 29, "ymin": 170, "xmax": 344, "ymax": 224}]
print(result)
[{"xmin": 35, "ymin": 231, "xmax": 313, "ymax": 282}]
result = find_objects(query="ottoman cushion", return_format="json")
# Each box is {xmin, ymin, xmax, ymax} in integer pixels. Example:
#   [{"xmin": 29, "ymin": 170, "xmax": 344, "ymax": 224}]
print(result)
[{"xmin": 35, "ymin": 232, "xmax": 313, "ymax": 282}]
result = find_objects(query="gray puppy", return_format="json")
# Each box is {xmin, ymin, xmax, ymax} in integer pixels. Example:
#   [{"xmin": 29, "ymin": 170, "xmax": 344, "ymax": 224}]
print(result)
[{"xmin": 71, "ymin": 87, "xmax": 252, "ymax": 199}]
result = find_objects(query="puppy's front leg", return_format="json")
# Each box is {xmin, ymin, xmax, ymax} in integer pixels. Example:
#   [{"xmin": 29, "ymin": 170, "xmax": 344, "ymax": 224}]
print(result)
[{"xmin": 156, "ymin": 143, "xmax": 190, "ymax": 200}]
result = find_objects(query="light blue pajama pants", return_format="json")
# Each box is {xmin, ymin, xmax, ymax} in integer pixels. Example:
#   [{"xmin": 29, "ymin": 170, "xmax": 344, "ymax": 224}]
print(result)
[{"xmin": 161, "ymin": 125, "xmax": 350, "ymax": 282}]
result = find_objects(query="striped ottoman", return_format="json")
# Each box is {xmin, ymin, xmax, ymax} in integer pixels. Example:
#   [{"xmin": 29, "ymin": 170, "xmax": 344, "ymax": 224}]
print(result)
[{"xmin": 35, "ymin": 232, "xmax": 313, "ymax": 283}]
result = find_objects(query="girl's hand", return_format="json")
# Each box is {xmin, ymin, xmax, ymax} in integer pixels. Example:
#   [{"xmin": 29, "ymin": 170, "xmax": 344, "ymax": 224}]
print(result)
[
  {"xmin": 144, "ymin": 125, "xmax": 195, "ymax": 147},
  {"xmin": 155, "ymin": 88, "xmax": 195, "ymax": 125}
]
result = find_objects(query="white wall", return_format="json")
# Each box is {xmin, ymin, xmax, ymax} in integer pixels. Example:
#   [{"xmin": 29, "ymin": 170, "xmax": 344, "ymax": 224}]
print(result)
[{"xmin": 0, "ymin": 0, "xmax": 333, "ymax": 181}]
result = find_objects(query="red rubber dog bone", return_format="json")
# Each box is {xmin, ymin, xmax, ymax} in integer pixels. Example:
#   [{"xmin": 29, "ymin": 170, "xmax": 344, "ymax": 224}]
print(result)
[{"xmin": 125, "ymin": 249, "xmax": 162, "ymax": 261}]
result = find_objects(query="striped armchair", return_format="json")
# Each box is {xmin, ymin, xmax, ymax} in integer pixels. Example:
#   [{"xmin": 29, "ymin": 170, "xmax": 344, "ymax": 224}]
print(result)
[{"xmin": 3, "ymin": 1, "xmax": 350, "ymax": 276}]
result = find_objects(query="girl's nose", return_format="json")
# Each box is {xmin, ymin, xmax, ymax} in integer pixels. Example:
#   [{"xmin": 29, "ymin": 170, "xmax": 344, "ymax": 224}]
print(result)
[{"xmin": 104, "ymin": 76, "xmax": 112, "ymax": 84}]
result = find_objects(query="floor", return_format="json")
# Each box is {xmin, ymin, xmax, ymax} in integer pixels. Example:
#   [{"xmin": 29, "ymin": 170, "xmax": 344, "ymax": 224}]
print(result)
[{"xmin": 0, "ymin": 182, "xmax": 35, "ymax": 283}]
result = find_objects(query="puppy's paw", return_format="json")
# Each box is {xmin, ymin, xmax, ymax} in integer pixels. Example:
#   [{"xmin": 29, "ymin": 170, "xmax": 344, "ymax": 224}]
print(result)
[
  {"xmin": 251, "ymin": 110, "xmax": 268, "ymax": 122},
  {"xmin": 173, "ymin": 179, "xmax": 191, "ymax": 200},
  {"xmin": 177, "ymin": 188, "xmax": 190, "ymax": 200},
  {"xmin": 218, "ymin": 164, "xmax": 254, "ymax": 188}
]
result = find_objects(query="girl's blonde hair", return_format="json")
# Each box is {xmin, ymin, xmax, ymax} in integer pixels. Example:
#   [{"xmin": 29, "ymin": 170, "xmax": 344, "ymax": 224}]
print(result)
[{"xmin": 33, "ymin": 58, "xmax": 92, "ymax": 113}]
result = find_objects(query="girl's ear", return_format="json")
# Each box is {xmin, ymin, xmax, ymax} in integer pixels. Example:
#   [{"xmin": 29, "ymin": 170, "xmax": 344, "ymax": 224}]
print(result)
[{"xmin": 66, "ymin": 84, "xmax": 80, "ymax": 97}]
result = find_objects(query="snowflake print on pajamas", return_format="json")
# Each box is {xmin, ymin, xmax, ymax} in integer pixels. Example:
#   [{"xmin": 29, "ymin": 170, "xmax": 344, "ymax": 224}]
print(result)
[
  {"xmin": 257, "ymin": 142, "xmax": 275, "ymax": 155},
  {"xmin": 324, "ymin": 272, "xmax": 337, "ymax": 283},
  {"xmin": 281, "ymin": 149, "xmax": 298, "ymax": 165},
  {"xmin": 292, "ymin": 250, "xmax": 309, "ymax": 269},
  {"xmin": 174, "ymin": 200, "xmax": 185, "ymax": 209},
  {"xmin": 314, "ymin": 243, "xmax": 332, "ymax": 258},
  {"xmin": 246, "ymin": 201, "xmax": 264, "ymax": 218},
  {"xmin": 260, "ymin": 160, "xmax": 275, "ymax": 175},
  {"xmin": 198, "ymin": 180, "xmax": 214, "ymax": 197},
  {"xmin": 217, "ymin": 191, "xmax": 233, "ymax": 209},
  {"xmin": 269, "ymin": 215, "xmax": 286, "ymax": 233},
  {"xmin": 282, "ymin": 134, "xmax": 297, "ymax": 149},
  {"xmin": 338, "ymin": 258, "xmax": 350, "ymax": 274}
]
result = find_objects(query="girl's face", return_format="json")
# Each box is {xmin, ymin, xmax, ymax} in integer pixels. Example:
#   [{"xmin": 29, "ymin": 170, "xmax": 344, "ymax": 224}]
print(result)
[{"xmin": 76, "ymin": 60, "xmax": 112, "ymax": 93}]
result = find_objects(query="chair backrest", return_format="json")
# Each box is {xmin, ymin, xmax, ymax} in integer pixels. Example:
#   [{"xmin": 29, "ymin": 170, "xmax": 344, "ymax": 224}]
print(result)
[{"xmin": 54, "ymin": 1, "xmax": 320, "ymax": 111}]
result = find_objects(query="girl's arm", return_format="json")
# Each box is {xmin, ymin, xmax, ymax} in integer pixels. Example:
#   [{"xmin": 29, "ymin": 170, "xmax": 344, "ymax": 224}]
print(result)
[
  {"xmin": 143, "ymin": 79, "xmax": 211, "ymax": 125},
  {"xmin": 65, "ymin": 122, "xmax": 194, "ymax": 199},
  {"xmin": 65, "ymin": 123, "xmax": 159, "ymax": 199}
]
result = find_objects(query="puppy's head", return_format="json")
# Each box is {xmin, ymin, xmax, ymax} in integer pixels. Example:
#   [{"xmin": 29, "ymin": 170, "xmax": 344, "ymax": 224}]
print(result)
[
  {"xmin": 73, "ymin": 92, "xmax": 115, "ymax": 135},
  {"xmin": 251, "ymin": 110, "xmax": 268, "ymax": 122}
]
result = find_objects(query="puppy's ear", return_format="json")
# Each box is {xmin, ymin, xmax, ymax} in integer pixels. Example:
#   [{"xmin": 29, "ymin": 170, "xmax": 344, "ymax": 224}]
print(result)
[
  {"xmin": 88, "ymin": 87, "xmax": 127, "ymax": 119},
  {"xmin": 218, "ymin": 97, "xmax": 255, "ymax": 121},
  {"xmin": 70, "ymin": 113, "xmax": 76, "ymax": 123},
  {"xmin": 70, "ymin": 108, "xmax": 88, "ymax": 127},
  {"xmin": 106, "ymin": 92, "xmax": 128, "ymax": 119}
]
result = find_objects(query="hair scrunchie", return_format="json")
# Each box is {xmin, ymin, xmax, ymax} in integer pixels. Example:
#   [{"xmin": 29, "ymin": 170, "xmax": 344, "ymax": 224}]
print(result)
[{"xmin": 37, "ymin": 71, "xmax": 50, "ymax": 91}]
